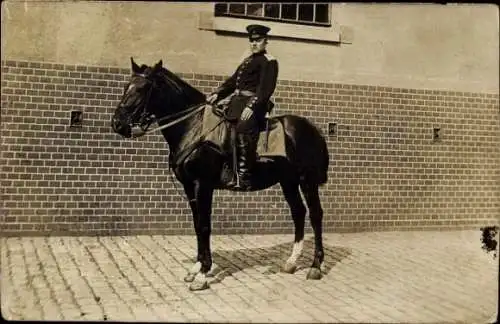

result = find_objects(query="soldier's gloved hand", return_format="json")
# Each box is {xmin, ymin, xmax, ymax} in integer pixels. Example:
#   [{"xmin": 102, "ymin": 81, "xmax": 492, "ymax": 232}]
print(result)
[
  {"xmin": 240, "ymin": 107, "xmax": 254, "ymax": 121},
  {"xmin": 206, "ymin": 93, "xmax": 218, "ymax": 104},
  {"xmin": 207, "ymin": 93, "xmax": 224, "ymax": 117}
]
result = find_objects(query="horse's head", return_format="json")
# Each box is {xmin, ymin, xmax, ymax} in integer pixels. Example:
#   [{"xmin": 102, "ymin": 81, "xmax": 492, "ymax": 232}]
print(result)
[
  {"xmin": 112, "ymin": 57, "xmax": 207, "ymax": 139},
  {"xmin": 111, "ymin": 57, "xmax": 163, "ymax": 138}
]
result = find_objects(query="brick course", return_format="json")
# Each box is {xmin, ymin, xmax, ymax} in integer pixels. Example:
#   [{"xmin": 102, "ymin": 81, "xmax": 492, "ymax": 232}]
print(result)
[{"xmin": 1, "ymin": 60, "xmax": 499, "ymax": 236}]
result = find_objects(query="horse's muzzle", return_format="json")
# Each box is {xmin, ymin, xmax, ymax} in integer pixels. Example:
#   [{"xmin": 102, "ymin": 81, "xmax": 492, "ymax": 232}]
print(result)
[{"xmin": 111, "ymin": 115, "xmax": 132, "ymax": 138}]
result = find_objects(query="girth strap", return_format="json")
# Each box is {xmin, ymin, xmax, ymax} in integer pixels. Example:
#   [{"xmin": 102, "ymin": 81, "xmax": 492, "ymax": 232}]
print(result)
[{"xmin": 234, "ymin": 89, "xmax": 255, "ymax": 97}]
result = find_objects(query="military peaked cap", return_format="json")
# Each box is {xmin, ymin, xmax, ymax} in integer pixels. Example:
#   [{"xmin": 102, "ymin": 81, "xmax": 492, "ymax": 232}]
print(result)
[{"xmin": 246, "ymin": 24, "xmax": 271, "ymax": 40}]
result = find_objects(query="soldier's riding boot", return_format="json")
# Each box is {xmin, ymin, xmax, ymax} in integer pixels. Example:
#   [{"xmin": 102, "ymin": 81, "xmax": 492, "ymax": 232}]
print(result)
[
  {"xmin": 226, "ymin": 127, "xmax": 239, "ymax": 188},
  {"xmin": 235, "ymin": 133, "xmax": 257, "ymax": 190}
]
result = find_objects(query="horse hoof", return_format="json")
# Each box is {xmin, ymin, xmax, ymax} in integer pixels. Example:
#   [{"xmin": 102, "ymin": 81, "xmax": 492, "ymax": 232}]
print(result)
[
  {"xmin": 184, "ymin": 273, "xmax": 196, "ymax": 283},
  {"xmin": 281, "ymin": 262, "xmax": 297, "ymax": 274},
  {"xmin": 306, "ymin": 268, "xmax": 322, "ymax": 280},
  {"xmin": 189, "ymin": 280, "xmax": 210, "ymax": 291}
]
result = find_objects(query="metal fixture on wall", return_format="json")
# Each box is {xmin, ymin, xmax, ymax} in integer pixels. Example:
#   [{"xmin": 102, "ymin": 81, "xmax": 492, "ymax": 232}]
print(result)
[
  {"xmin": 327, "ymin": 122, "xmax": 337, "ymax": 136},
  {"xmin": 433, "ymin": 127, "xmax": 441, "ymax": 142},
  {"xmin": 70, "ymin": 111, "xmax": 83, "ymax": 128}
]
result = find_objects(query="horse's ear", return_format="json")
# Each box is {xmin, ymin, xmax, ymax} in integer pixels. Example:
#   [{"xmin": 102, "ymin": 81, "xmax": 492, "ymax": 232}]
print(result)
[
  {"xmin": 153, "ymin": 60, "xmax": 163, "ymax": 71},
  {"xmin": 130, "ymin": 57, "xmax": 141, "ymax": 73}
]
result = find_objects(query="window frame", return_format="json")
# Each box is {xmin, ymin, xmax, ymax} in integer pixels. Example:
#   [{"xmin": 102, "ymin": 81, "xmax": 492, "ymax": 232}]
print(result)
[
  {"xmin": 214, "ymin": 3, "xmax": 332, "ymax": 28},
  {"xmin": 198, "ymin": 3, "xmax": 344, "ymax": 44}
]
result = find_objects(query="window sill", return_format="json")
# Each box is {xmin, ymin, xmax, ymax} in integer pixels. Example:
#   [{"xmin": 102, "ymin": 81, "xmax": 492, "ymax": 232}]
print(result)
[{"xmin": 199, "ymin": 13, "xmax": 343, "ymax": 44}]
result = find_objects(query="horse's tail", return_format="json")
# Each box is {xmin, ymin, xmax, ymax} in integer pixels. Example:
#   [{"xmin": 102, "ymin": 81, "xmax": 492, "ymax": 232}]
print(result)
[
  {"xmin": 318, "ymin": 128, "xmax": 329, "ymax": 185},
  {"xmin": 281, "ymin": 114, "xmax": 330, "ymax": 186},
  {"xmin": 312, "ymin": 122, "xmax": 329, "ymax": 186}
]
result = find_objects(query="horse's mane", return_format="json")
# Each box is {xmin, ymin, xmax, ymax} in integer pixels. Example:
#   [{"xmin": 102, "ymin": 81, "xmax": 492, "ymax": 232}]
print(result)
[
  {"xmin": 137, "ymin": 64, "xmax": 206, "ymax": 153},
  {"xmin": 139, "ymin": 64, "xmax": 206, "ymax": 107}
]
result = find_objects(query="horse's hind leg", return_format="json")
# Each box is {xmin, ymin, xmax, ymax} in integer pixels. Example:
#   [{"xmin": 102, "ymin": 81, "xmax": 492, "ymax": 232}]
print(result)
[
  {"xmin": 300, "ymin": 181, "xmax": 324, "ymax": 280},
  {"xmin": 280, "ymin": 181, "xmax": 306, "ymax": 274}
]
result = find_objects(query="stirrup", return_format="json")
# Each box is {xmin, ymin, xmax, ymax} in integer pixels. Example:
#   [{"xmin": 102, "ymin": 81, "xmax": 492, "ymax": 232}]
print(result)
[
  {"xmin": 226, "ymin": 175, "xmax": 238, "ymax": 188},
  {"xmin": 233, "ymin": 171, "xmax": 252, "ymax": 190}
]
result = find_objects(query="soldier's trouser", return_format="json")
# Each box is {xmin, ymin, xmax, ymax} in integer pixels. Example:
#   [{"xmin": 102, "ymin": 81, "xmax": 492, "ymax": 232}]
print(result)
[{"xmin": 234, "ymin": 114, "xmax": 259, "ymax": 187}]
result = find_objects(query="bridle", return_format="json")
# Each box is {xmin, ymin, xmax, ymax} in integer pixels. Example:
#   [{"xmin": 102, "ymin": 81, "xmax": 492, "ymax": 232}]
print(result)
[
  {"xmin": 123, "ymin": 74, "xmax": 156, "ymax": 132},
  {"xmin": 123, "ymin": 72, "xmax": 208, "ymax": 135}
]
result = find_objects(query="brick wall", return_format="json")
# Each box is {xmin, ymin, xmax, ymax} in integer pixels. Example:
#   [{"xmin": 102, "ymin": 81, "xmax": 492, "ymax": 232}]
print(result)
[{"xmin": 1, "ymin": 60, "xmax": 499, "ymax": 236}]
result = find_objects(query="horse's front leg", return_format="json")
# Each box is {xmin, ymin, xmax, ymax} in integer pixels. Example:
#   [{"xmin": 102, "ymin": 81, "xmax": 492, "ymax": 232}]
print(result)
[
  {"xmin": 183, "ymin": 181, "xmax": 203, "ymax": 283},
  {"xmin": 184, "ymin": 181, "xmax": 215, "ymax": 291}
]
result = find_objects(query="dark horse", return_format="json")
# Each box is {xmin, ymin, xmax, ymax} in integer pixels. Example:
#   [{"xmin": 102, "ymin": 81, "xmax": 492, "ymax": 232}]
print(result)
[{"xmin": 112, "ymin": 58, "xmax": 329, "ymax": 290}]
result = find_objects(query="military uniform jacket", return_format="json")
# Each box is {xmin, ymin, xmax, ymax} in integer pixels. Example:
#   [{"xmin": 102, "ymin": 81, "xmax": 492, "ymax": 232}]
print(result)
[{"xmin": 214, "ymin": 50, "xmax": 279, "ymax": 119}]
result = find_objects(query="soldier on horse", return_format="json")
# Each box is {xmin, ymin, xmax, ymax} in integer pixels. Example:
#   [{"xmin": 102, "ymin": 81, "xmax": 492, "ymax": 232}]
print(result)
[{"xmin": 206, "ymin": 24, "xmax": 278, "ymax": 190}]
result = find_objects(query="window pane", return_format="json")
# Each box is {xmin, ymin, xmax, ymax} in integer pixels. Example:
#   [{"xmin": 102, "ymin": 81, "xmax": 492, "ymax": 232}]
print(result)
[
  {"xmin": 315, "ymin": 4, "xmax": 329, "ymax": 23},
  {"xmin": 281, "ymin": 4, "xmax": 297, "ymax": 20},
  {"xmin": 298, "ymin": 3, "xmax": 314, "ymax": 22},
  {"xmin": 247, "ymin": 3, "xmax": 263, "ymax": 17},
  {"xmin": 218, "ymin": 2, "xmax": 330, "ymax": 26},
  {"xmin": 229, "ymin": 3, "xmax": 245, "ymax": 14},
  {"xmin": 214, "ymin": 3, "xmax": 228, "ymax": 16},
  {"xmin": 264, "ymin": 4, "xmax": 279, "ymax": 18}
]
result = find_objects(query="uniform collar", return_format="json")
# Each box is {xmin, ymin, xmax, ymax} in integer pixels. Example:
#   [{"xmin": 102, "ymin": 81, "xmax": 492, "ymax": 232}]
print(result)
[{"xmin": 251, "ymin": 50, "xmax": 267, "ymax": 57}]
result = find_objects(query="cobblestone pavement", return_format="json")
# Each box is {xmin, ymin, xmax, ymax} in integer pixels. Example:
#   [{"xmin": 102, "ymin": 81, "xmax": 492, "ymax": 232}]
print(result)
[{"xmin": 1, "ymin": 230, "xmax": 498, "ymax": 323}]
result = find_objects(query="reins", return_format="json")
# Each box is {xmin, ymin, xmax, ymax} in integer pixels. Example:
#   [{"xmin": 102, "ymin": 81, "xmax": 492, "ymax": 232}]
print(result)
[{"xmin": 140, "ymin": 102, "xmax": 208, "ymax": 135}]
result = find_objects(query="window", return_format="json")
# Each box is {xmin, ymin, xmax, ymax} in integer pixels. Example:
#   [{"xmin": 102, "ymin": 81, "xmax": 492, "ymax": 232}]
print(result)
[
  {"xmin": 201, "ymin": 2, "xmax": 341, "ymax": 44},
  {"xmin": 215, "ymin": 3, "xmax": 331, "ymax": 27}
]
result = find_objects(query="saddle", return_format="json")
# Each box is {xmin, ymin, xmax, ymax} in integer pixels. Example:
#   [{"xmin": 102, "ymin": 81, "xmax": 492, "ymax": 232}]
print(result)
[{"xmin": 203, "ymin": 100, "xmax": 287, "ymax": 160}]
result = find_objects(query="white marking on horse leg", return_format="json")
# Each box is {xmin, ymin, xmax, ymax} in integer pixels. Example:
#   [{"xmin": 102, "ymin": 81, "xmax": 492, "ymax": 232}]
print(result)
[
  {"xmin": 194, "ymin": 272, "xmax": 206, "ymax": 282},
  {"xmin": 206, "ymin": 262, "xmax": 218, "ymax": 277},
  {"xmin": 286, "ymin": 239, "xmax": 303, "ymax": 265},
  {"xmin": 189, "ymin": 261, "xmax": 202, "ymax": 274},
  {"xmin": 320, "ymin": 261, "xmax": 326, "ymax": 273},
  {"xmin": 189, "ymin": 271, "xmax": 209, "ymax": 291}
]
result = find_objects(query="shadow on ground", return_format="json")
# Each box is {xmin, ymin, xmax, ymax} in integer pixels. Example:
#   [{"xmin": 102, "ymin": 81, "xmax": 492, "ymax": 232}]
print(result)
[{"xmin": 182, "ymin": 237, "xmax": 352, "ymax": 284}]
